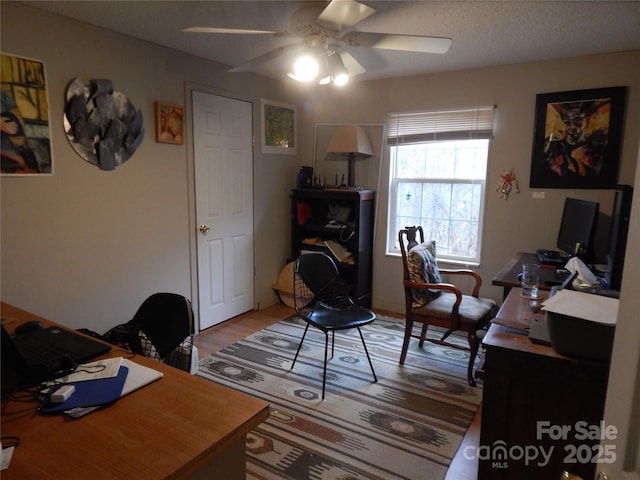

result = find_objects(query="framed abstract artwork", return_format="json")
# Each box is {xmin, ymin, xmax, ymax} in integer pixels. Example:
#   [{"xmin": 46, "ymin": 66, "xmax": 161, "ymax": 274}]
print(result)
[
  {"xmin": 530, "ymin": 86, "xmax": 627, "ymax": 189},
  {"xmin": 1, "ymin": 52, "xmax": 53, "ymax": 175},
  {"xmin": 155, "ymin": 101, "xmax": 184, "ymax": 145},
  {"xmin": 261, "ymin": 99, "xmax": 296, "ymax": 155}
]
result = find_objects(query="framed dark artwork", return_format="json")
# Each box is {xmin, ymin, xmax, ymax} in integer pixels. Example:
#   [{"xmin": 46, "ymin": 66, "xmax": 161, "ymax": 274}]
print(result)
[
  {"xmin": 1, "ymin": 52, "xmax": 53, "ymax": 175},
  {"xmin": 530, "ymin": 86, "xmax": 627, "ymax": 189},
  {"xmin": 155, "ymin": 101, "xmax": 184, "ymax": 145},
  {"xmin": 261, "ymin": 99, "xmax": 296, "ymax": 155}
]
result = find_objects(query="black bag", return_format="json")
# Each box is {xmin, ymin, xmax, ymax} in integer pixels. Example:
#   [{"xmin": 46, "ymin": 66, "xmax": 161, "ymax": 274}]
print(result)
[{"xmin": 103, "ymin": 321, "xmax": 140, "ymax": 352}]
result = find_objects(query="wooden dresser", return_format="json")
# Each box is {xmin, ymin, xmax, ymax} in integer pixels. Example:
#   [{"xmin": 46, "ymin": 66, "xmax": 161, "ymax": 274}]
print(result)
[{"xmin": 478, "ymin": 289, "xmax": 610, "ymax": 480}]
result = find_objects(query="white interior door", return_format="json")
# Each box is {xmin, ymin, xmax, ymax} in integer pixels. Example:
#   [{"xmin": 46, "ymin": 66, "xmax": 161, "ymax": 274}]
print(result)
[{"xmin": 192, "ymin": 91, "xmax": 254, "ymax": 330}]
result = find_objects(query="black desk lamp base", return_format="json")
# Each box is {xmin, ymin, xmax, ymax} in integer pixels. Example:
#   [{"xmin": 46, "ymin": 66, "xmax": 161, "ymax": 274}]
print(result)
[{"xmin": 347, "ymin": 153, "xmax": 355, "ymax": 187}]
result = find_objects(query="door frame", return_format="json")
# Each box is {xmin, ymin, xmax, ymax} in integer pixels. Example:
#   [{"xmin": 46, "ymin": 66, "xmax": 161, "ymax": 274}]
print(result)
[
  {"xmin": 597, "ymin": 148, "xmax": 640, "ymax": 479},
  {"xmin": 184, "ymin": 82, "xmax": 257, "ymax": 332}
]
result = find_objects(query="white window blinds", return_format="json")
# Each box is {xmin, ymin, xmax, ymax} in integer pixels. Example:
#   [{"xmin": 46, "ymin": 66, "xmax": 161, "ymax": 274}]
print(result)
[{"xmin": 387, "ymin": 105, "xmax": 496, "ymax": 144}]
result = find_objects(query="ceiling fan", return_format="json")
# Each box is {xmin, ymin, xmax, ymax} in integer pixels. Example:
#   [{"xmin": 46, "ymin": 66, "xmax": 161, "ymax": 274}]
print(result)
[{"xmin": 183, "ymin": 0, "xmax": 452, "ymax": 85}]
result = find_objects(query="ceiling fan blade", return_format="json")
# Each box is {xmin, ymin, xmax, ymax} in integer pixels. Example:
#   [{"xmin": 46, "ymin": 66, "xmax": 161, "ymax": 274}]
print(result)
[
  {"xmin": 317, "ymin": 0, "xmax": 375, "ymax": 30},
  {"xmin": 183, "ymin": 26, "xmax": 276, "ymax": 35},
  {"xmin": 229, "ymin": 43, "xmax": 304, "ymax": 72},
  {"xmin": 339, "ymin": 51, "xmax": 366, "ymax": 76},
  {"xmin": 345, "ymin": 32, "xmax": 452, "ymax": 54}
]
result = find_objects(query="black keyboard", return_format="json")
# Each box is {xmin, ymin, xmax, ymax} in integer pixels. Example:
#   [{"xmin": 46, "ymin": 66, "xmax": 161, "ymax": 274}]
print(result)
[
  {"xmin": 536, "ymin": 249, "xmax": 569, "ymax": 267},
  {"xmin": 13, "ymin": 334, "xmax": 69, "ymax": 369}
]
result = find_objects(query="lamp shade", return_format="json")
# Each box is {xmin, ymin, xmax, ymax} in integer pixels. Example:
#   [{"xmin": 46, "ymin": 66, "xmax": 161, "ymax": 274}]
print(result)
[
  {"xmin": 326, "ymin": 125, "xmax": 373, "ymax": 156},
  {"xmin": 327, "ymin": 126, "xmax": 373, "ymax": 187}
]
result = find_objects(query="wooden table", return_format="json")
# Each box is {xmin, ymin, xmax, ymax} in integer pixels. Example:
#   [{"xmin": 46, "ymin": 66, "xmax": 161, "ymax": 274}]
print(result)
[
  {"xmin": 1, "ymin": 302, "xmax": 270, "ymax": 479},
  {"xmin": 478, "ymin": 290, "xmax": 609, "ymax": 480}
]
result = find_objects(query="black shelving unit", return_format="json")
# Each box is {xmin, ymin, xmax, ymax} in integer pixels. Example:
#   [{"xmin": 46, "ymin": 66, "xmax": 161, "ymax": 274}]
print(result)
[{"xmin": 290, "ymin": 188, "xmax": 375, "ymax": 306}]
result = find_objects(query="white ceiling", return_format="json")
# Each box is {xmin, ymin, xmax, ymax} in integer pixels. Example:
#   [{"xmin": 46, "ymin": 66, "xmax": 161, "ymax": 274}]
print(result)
[{"xmin": 19, "ymin": 0, "xmax": 640, "ymax": 83}]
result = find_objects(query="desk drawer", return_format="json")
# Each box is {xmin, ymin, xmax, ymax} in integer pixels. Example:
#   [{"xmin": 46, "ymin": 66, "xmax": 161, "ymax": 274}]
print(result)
[{"xmin": 479, "ymin": 344, "xmax": 608, "ymax": 480}]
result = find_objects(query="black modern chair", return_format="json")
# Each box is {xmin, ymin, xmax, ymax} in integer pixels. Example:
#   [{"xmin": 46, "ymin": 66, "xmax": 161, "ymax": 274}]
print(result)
[
  {"xmin": 291, "ymin": 252, "xmax": 377, "ymax": 399},
  {"xmin": 128, "ymin": 292, "xmax": 195, "ymax": 373}
]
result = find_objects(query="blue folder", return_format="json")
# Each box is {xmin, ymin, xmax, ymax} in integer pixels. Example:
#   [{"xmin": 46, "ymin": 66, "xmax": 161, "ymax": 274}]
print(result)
[{"xmin": 40, "ymin": 366, "xmax": 128, "ymax": 413}]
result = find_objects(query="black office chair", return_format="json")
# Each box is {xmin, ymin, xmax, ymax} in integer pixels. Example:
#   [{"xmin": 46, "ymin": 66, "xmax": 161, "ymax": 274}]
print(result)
[
  {"xmin": 128, "ymin": 293, "xmax": 195, "ymax": 373},
  {"xmin": 291, "ymin": 252, "xmax": 377, "ymax": 399}
]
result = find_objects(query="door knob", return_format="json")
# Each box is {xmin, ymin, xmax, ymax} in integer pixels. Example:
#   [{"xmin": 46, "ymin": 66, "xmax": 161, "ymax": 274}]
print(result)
[{"xmin": 199, "ymin": 224, "xmax": 210, "ymax": 234}]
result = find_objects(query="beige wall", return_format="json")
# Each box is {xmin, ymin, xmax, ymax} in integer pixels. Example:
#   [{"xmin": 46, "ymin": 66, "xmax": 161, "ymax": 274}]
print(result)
[
  {"xmin": 601, "ymin": 141, "xmax": 640, "ymax": 477},
  {"xmin": 2, "ymin": 2, "xmax": 639, "ymax": 333},
  {"xmin": 1, "ymin": 3, "xmax": 304, "ymax": 331},
  {"xmin": 2, "ymin": 3, "xmax": 639, "ymax": 471},
  {"xmin": 300, "ymin": 51, "xmax": 640, "ymax": 312}
]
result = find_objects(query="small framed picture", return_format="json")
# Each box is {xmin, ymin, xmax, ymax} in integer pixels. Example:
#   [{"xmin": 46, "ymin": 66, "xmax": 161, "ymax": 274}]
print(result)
[
  {"xmin": 529, "ymin": 86, "xmax": 627, "ymax": 189},
  {"xmin": 261, "ymin": 99, "xmax": 297, "ymax": 155},
  {"xmin": 155, "ymin": 101, "xmax": 184, "ymax": 145}
]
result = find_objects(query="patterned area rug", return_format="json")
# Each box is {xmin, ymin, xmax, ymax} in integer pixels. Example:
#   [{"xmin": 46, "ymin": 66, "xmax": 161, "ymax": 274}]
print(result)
[{"xmin": 197, "ymin": 314, "xmax": 482, "ymax": 480}]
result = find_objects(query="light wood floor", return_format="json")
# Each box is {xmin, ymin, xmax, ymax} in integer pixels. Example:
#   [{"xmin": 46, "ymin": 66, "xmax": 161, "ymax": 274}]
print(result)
[{"xmin": 194, "ymin": 303, "xmax": 480, "ymax": 480}]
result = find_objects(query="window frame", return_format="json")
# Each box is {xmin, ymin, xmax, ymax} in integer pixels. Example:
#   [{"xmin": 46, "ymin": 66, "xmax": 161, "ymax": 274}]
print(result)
[{"xmin": 385, "ymin": 106, "xmax": 495, "ymax": 265}]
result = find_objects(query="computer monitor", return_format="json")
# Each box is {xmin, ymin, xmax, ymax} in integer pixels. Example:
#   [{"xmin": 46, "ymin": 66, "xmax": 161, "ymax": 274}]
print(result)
[
  {"xmin": 606, "ymin": 185, "xmax": 633, "ymax": 291},
  {"xmin": 556, "ymin": 197, "xmax": 599, "ymax": 259}
]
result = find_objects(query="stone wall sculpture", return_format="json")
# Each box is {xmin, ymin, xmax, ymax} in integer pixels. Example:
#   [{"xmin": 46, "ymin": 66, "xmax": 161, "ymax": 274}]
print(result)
[{"xmin": 64, "ymin": 78, "xmax": 144, "ymax": 170}]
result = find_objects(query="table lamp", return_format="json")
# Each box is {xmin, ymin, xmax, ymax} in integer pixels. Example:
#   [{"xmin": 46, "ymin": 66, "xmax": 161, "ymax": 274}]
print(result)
[{"xmin": 326, "ymin": 125, "xmax": 373, "ymax": 187}]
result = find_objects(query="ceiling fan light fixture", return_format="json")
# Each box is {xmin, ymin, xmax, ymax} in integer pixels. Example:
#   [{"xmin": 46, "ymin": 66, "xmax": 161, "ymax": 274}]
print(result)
[
  {"xmin": 292, "ymin": 54, "xmax": 320, "ymax": 82},
  {"xmin": 185, "ymin": 0, "xmax": 454, "ymax": 84},
  {"xmin": 326, "ymin": 49, "xmax": 349, "ymax": 86},
  {"xmin": 333, "ymin": 72, "xmax": 349, "ymax": 86}
]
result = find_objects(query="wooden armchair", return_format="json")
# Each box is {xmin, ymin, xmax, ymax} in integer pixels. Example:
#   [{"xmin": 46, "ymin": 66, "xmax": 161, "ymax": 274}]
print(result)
[{"xmin": 398, "ymin": 226, "xmax": 496, "ymax": 386}]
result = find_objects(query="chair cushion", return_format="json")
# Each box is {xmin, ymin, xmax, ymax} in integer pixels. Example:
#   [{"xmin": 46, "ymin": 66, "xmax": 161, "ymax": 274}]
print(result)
[
  {"xmin": 407, "ymin": 240, "xmax": 442, "ymax": 307},
  {"xmin": 413, "ymin": 292, "xmax": 497, "ymax": 325},
  {"xmin": 307, "ymin": 303, "xmax": 376, "ymax": 330}
]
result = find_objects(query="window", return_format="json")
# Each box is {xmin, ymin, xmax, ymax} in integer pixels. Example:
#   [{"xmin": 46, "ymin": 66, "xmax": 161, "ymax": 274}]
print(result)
[{"xmin": 386, "ymin": 106, "xmax": 495, "ymax": 264}]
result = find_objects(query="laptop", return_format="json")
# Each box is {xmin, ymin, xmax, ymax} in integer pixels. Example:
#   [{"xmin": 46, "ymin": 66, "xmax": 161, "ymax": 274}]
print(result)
[{"xmin": 1, "ymin": 322, "xmax": 111, "ymax": 393}]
